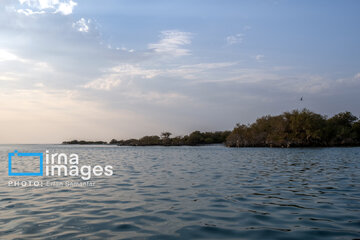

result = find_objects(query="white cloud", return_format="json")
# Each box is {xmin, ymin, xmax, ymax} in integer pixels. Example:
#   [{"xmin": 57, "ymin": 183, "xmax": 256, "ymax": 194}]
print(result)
[
  {"xmin": 148, "ymin": 30, "xmax": 192, "ymax": 57},
  {"xmin": 0, "ymin": 49, "xmax": 53, "ymax": 70},
  {"xmin": 16, "ymin": 0, "xmax": 77, "ymax": 15},
  {"xmin": 123, "ymin": 91, "xmax": 187, "ymax": 105},
  {"xmin": 287, "ymin": 75, "xmax": 330, "ymax": 94},
  {"xmin": 192, "ymin": 67, "xmax": 331, "ymax": 94},
  {"xmin": 116, "ymin": 47, "xmax": 135, "ymax": 53},
  {"xmin": 255, "ymin": 54, "xmax": 265, "ymax": 62},
  {"xmin": 84, "ymin": 77, "xmax": 121, "ymax": 91},
  {"xmin": 16, "ymin": 8, "xmax": 45, "ymax": 16},
  {"xmin": 83, "ymin": 63, "xmax": 190, "ymax": 105},
  {"xmin": 110, "ymin": 64, "xmax": 159, "ymax": 78},
  {"xmin": 0, "ymin": 49, "xmax": 26, "ymax": 62},
  {"xmin": 200, "ymin": 68, "xmax": 280, "ymax": 84},
  {"xmin": 0, "ymin": 49, "xmax": 53, "ymax": 83},
  {"xmin": 0, "ymin": 72, "xmax": 20, "ymax": 82},
  {"xmin": 0, "ymin": 49, "xmax": 52, "ymax": 71},
  {"xmin": 56, "ymin": 0, "xmax": 77, "ymax": 15},
  {"xmin": 72, "ymin": 18, "xmax": 91, "ymax": 33},
  {"xmin": 165, "ymin": 62, "xmax": 237, "ymax": 80},
  {"xmin": 336, "ymin": 73, "xmax": 360, "ymax": 85},
  {"xmin": 84, "ymin": 64, "xmax": 161, "ymax": 90},
  {"xmin": 226, "ymin": 34, "xmax": 243, "ymax": 45},
  {"xmin": 84, "ymin": 62, "xmax": 237, "ymax": 90}
]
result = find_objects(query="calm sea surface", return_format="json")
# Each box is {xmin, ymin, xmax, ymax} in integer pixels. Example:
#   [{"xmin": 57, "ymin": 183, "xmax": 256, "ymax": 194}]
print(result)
[{"xmin": 0, "ymin": 145, "xmax": 360, "ymax": 239}]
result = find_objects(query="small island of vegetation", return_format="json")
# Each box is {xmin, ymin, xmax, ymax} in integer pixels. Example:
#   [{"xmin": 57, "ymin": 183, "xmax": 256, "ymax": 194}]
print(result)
[
  {"xmin": 62, "ymin": 109, "xmax": 360, "ymax": 148},
  {"xmin": 63, "ymin": 131, "xmax": 230, "ymax": 146},
  {"xmin": 226, "ymin": 109, "xmax": 360, "ymax": 147},
  {"xmin": 109, "ymin": 131, "xmax": 231, "ymax": 146},
  {"xmin": 62, "ymin": 140, "xmax": 107, "ymax": 145}
]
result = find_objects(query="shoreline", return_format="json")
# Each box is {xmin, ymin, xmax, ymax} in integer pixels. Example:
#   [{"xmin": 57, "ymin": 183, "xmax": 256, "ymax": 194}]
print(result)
[{"xmin": 61, "ymin": 142, "xmax": 360, "ymax": 148}]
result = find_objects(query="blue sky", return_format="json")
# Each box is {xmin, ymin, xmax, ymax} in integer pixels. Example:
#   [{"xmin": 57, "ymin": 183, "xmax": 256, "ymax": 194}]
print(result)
[{"xmin": 0, "ymin": 0, "xmax": 359, "ymax": 143}]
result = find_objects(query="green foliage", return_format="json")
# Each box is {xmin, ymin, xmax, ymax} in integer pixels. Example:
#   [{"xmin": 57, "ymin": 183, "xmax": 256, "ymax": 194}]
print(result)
[
  {"xmin": 139, "ymin": 136, "xmax": 161, "ymax": 145},
  {"xmin": 161, "ymin": 132, "xmax": 172, "ymax": 139},
  {"xmin": 326, "ymin": 112, "xmax": 358, "ymax": 144},
  {"xmin": 226, "ymin": 109, "xmax": 359, "ymax": 147},
  {"xmin": 353, "ymin": 120, "xmax": 360, "ymax": 140},
  {"xmin": 62, "ymin": 140, "xmax": 107, "ymax": 145},
  {"xmin": 108, "ymin": 131, "xmax": 231, "ymax": 146}
]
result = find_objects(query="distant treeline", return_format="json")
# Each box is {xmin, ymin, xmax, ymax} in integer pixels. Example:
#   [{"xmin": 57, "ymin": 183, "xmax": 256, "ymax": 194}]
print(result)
[
  {"xmin": 110, "ymin": 131, "xmax": 231, "ymax": 146},
  {"xmin": 226, "ymin": 109, "xmax": 360, "ymax": 147},
  {"xmin": 62, "ymin": 109, "xmax": 360, "ymax": 148},
  {"xmin": 62, "ymin": 131, "xmax": 230, "ymax": 146},
  {"xmin": 62, "ymin": 140, "xmax": 107, "ymax": 145}
]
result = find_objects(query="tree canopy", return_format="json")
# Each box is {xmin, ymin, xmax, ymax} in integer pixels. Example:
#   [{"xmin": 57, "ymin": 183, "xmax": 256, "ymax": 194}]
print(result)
[{"xmin": 226, "ymin": 109, "xmax": 360, "ymax": 147}]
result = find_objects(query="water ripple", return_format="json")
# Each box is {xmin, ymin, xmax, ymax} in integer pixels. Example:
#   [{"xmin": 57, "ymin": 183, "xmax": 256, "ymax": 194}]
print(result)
[{"xmin": 0, "ymin": 145, "xmax": 360, "ymax": 239}]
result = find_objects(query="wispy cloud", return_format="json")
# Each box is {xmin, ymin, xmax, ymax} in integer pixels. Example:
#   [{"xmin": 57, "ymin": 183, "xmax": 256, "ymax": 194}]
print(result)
[
  {"xmin": 148, "ymin": 30, "xmax": 192, "ymax": 57},
  {"xmin": 83, "ymin": 77, "xmax": 121, "ymax": 91},
  {"xmin": 0, "ymin": 48, "xmax": 52, "ymax": 71},
  {"xmin": 72, "ymin": 18, "xmax": 91, "ymax": 33},
  {"xmin": 0, "ymin": 48, "xmax": 53, "ymax": 88},
  {"xmin": 123, "ymin": 91, "xmax": 188, "ymax": 105},
  {"xmin": 84, "ymin": 62, "xmax": 237, "ymax": 90},
  {"xmin": 16, "ymin": 8, "xmax": 45, "ymax": 16},
  {"xmin": 0, "ymin": 49, "xmax": 26, "ymax": 62},
  {"xmin": 84, "ymin": 64, "xmax": 161, "ymax": 90},
  {"xmin": 274, "ymin": 75, "xmax": 330, "ymax": 94},
  {"xmin": 226, "ymin": 34, "xmax": 243, "ymax": 45},
  {"xmin": 116, "ymin": 47, "xmax": 135, "ymax": 53},
  {"xmin": 16, "ymin": 0, "xmax": 77, "ymax": 15},
  {"xmin": 255, "ymin": 54, "xmax": 265, "ymax": 62},
  {"xmin": 0, "ymin": 72, "xmax": 21, "ymax": 82},
  {"xmin": 165, "ymin": 62, "xmax": 237, "ymax": 80},
  {"xmin": 336, "ymin": 72, "xmax": 360, "ymax": 85}
]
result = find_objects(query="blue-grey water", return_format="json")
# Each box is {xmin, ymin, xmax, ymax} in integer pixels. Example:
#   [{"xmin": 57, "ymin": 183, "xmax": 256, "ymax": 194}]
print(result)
[{"xmin": 0, "ymin": 145, "xmax": 360, "ymax": 239}]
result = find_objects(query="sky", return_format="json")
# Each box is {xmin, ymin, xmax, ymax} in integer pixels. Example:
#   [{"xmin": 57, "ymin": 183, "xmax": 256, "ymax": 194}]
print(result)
[{"xmin": 0, "ymin": 0, "xmax": 360, "ymax": 143}]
